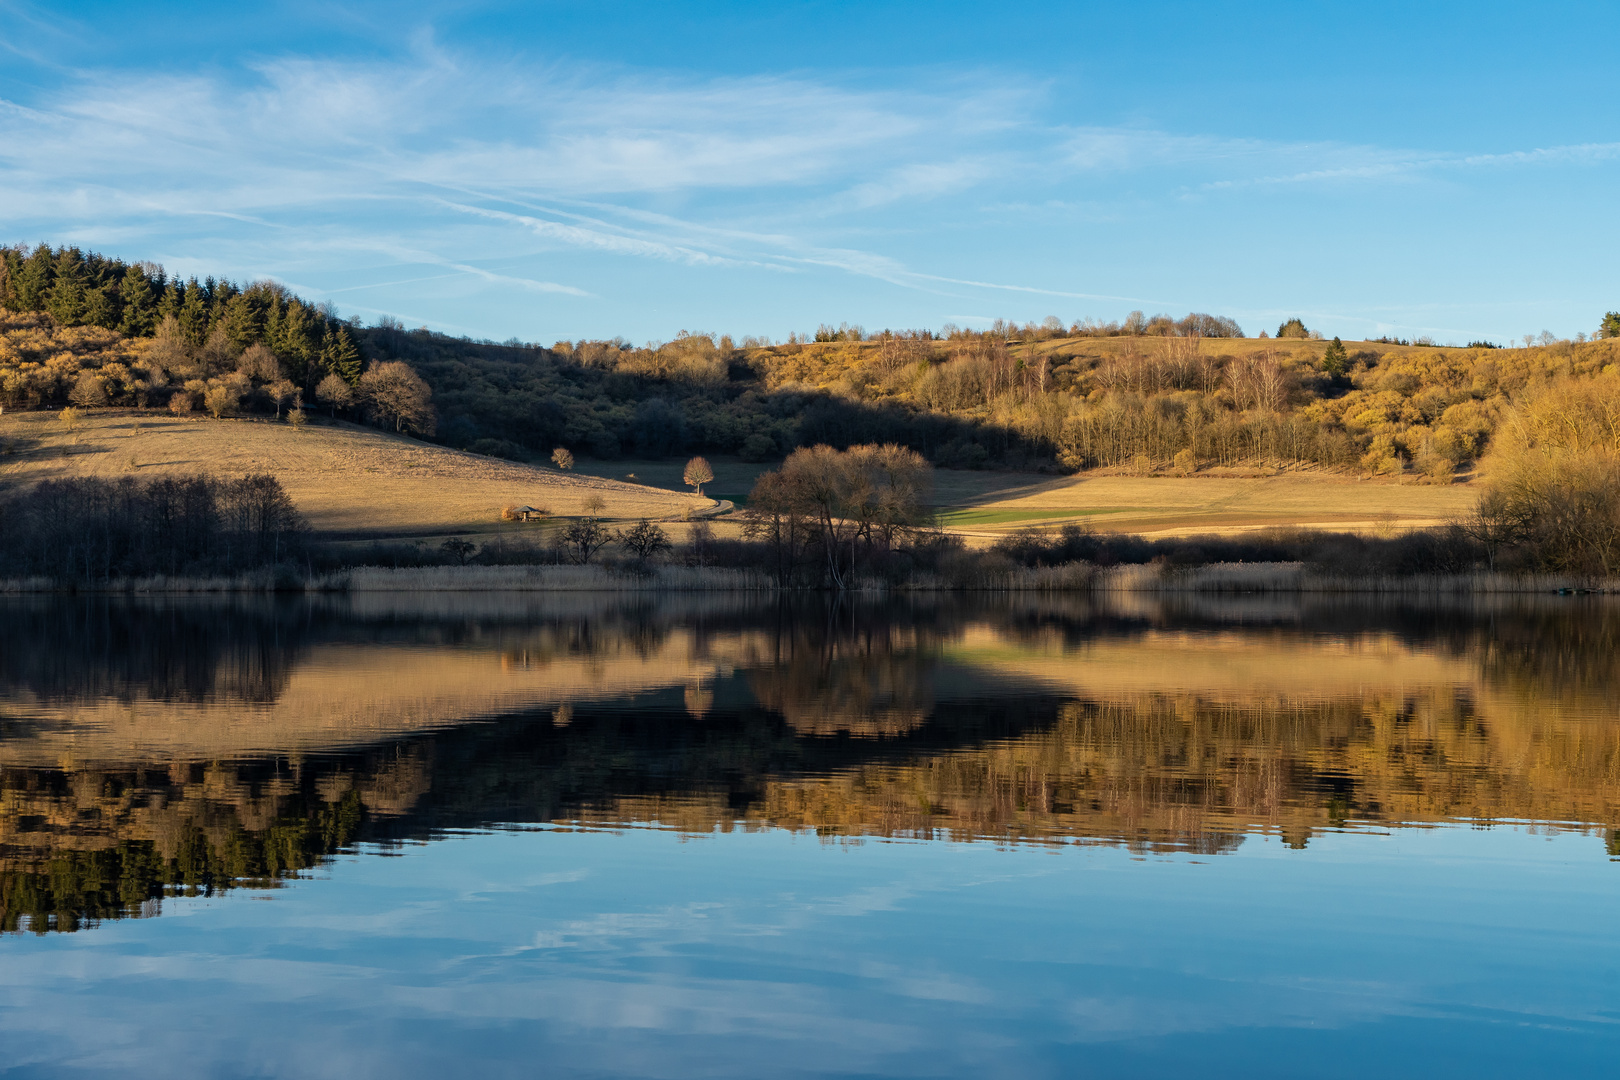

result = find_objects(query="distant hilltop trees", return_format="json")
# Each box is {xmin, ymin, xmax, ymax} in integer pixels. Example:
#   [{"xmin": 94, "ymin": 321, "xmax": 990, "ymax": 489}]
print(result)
[
  {"xmin": 4, "ymin": 242, "xmax": 1619, "ymax": 484},
  {"xmin": 0, "ymin": 243, "xmax": 431, "ymax": 436},
  {"xmin": 0, "ymin": 244, "xmax": 362, "ymax": 387}
]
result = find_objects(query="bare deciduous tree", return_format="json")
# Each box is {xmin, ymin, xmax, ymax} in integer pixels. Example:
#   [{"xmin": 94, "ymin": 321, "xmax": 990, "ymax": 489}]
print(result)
[
  {"xmin": 68, "ymin": 372, "xmax": 108, "ymax": 408},
  {"xmin": 751, "ymin": 443, "xmax": 933, "ymax": 589},
  {"xmin": 359, "ymin": 361, "xmax": 434, "ymax": 435},
  {"xmin": 683, "ymin": 455, "xmax": 714, "ymax": 496},
  {"xmin": 560, "ymin": 518, "xmax": 613, "ymax": 564},
  {"xmin": 237, "ymin": 344, "xmax": 282, "ymax": 383},
  {"xmin": 617, "ymin": 519, "xmax": 671, "ymax": 562},
  {"xmin": 315, "ymin": 373, "xmax": 354, "ymax": 417}
]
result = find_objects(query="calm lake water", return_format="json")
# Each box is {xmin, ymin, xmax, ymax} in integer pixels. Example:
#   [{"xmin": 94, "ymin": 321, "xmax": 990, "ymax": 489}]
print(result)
[{"xmin": 1, "ymin": 592, "xmax": 1617, "ymax": 1078}]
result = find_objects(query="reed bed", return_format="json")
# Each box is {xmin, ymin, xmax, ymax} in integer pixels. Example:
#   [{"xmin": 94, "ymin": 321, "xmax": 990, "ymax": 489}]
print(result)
[
  {"xmin": 0, "ymin": 561, "xmax": 1611, "ymax": 595},
  {"xmin": 1094, "ymin": 562, "xmax": 1616, "ymax": 594},
  {"xmin": 0, "ymin": 570, "xmax": 300, "ymax": 593},
  {"xmin": 335, "ymin": 564, "xmax": 777, "ymax": 592},
  {"xmin": 965, "ymin": 563, "xmax": 1098, "ymax": 592}
]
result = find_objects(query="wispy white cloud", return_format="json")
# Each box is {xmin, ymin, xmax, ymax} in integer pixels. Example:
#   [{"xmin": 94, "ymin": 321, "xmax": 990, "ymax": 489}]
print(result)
[{"xmin": 2, "ymin": 35, "xmax": 1615, "ymax": 338}]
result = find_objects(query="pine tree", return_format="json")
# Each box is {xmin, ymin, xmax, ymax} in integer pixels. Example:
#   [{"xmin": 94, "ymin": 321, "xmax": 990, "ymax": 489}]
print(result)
[
  {"xmin": 16, "ymin": 245, "xmax": 55, "ymax": 311},
  {"xmin": 321, "ymin": 325, "xmax": 363, "ymax": 386},
  {"xmin": 118, "ymin": 266, "xmax": 157, "ymax": 336},
  {"xmin": 278, "ymin": 301, "xmax": 319, "ymax": 384},
  {"xmin": 179, "ymin": 279, "xmax": 209, "ymax": 346},
  {"xmin": 84, "ymin": 285, "xmax": 119, "ymax": 329},
  {"xmin": 208, "ymin": 278, "xmax": 238, "ymax": 338},
  {"xmin": 223, "ymin": 290, "xmax": 267, "ymax": 351},
  {"xmin": 46, "ymin": 248, "xmax": 87, "ymax": 325},
  {"xmin": 0, "ymin": 248, "xmax": 20, "ymax": 309},
  {"xmin": 159, "ymin": 279, "xmax": 183, "ymax": 324},
  {"xmin": 1322, "ymin": 336, "xmax": 1349, "ymax": 378}
]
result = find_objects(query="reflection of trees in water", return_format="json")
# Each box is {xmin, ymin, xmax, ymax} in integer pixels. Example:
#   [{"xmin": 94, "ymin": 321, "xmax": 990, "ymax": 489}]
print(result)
[
  {"xmin": 0, "ymin": 597, "xmax": 312, "ymax": 705},
  {"xmin": 0, "ymin": 766, "xmax": 364, "ymax": 933},
  {"xmin": 753, "ymin": 686, "xmax": 1620, "ymax": 852},
  {"xmin": 745, "ymin": 605, "xmax": 952, "ymax": 737},
  {"xmin": 4, "ymin": 594, "xmax": 1620, "ymax": 933}
]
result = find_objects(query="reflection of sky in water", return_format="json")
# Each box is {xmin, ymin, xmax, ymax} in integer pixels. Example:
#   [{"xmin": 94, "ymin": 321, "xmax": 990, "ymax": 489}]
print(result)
[{"xmin": 3, "ymin": 823, "xmax": 1616, "ymax": 1078}]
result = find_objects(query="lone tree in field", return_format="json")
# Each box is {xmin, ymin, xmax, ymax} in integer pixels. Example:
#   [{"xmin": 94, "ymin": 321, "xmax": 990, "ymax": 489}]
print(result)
[
  {"xmin": 1277, "ymin": 317, "xmax": 1310, "ymax": 339},
  {"xmin": 359, "ymin": 361, "xmax": 435, "ymax": 435},
  {"xmin": 683, "ymin": 455, "xmax": 715, "ymax": 497},
  {"xmin": 552, "ymin": 447, "xmax": 575, "ymax": 470},
  {"xmin": 440, "ymin": 537, "xmax": 478, "ymax": 565},
  {"xmin": 265, "ymin": 379, "xmax": 297, "ymax": 420},
  {"xmin": 315, "ymin": 373, "xmax": 355, "ymax": 417},
  {"xmin": 617, "ymin": 519, "xmax": 671, "ymax": 563}
]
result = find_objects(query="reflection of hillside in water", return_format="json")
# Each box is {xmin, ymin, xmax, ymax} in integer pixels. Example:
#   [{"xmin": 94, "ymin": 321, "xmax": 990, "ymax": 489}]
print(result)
[{"xmin": 2, "ymin": 593, "xmax": 1618, "ymax": 932}]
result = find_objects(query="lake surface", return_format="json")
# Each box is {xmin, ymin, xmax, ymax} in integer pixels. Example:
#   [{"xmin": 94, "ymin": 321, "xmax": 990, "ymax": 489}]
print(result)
[{"xmin": 1, "ymin": 592, "xmax": 1617, "ymax": 1078}]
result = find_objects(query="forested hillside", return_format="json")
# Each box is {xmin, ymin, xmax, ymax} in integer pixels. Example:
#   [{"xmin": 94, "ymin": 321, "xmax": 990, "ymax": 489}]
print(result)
[{"xmin": 5, "ymin": 243, "xmax": 1619, "ymax": 481}]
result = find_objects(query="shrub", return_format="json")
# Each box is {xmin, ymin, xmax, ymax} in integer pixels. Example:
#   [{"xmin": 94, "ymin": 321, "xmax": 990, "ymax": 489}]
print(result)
[
  {"xmin": 468, "ymin": 437, "xmax": 527, "ymax": 461},
  {"xmin": 740, "ymin": 433, "xmax": 777, "ymax": 462}
]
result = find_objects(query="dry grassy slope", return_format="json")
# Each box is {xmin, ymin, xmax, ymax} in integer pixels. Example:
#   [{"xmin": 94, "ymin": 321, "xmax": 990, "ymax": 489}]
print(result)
[
  {"xmin": 0, "ymin": 409, "xmax": 706, "ymax": 537},
  {"xmin": 928, "ymin": 467, "xmax": 1480, "ymax": 538}
]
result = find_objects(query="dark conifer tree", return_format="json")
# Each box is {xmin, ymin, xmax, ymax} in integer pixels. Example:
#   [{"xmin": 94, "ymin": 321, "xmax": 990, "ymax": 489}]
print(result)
[
  {"xmin": 224, "ymin": 286, "xmax": 269, "ymax": 350},
  {"xmin": 179, "ymin": 279, "xmax": 209, "ymax": 346},
  {"xmin": 119, "ymin": 265, "xmax": 158, "ymax": 337},
  {"xmin": 84, "ymin": 285, "xmax": 120, "ymax": 329},
  {"xmin": 278, "ymin": 301, "xmax": 318, "ymax": 383},
  {"xmin": 0, "ymin": 247, "xmax": 20, "ymax": 309},
  {"xmin": 16, "ymin": 245, "xmax": 54, "ymax": 311},
  {"xmin": 46, "ymin": 248, "xmax": 87, "ymax": 325},
  {"xmin": 159, "ymin": 279, "xmax": 184, "ymax": 323},
  {"xmin": 322, "ymin": 325, "xmax": 363, "ymax": 386}
]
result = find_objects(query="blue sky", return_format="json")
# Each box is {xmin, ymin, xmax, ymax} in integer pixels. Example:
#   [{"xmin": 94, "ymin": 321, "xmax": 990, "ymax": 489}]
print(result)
[{"xmin": 2, "ymin": 1, "xmax": 1617, "ymax": 344}]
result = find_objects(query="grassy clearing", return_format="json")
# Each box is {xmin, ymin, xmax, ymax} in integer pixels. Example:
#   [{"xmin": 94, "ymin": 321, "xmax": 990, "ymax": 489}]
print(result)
[
  {"xmin": 937, "ymin": 506, "xmax": 1145, "ymax": 526},
  {"xmin": 0, "ymin": 409, "xmax": 706, "ymax": 538},
  {"xmin": 933, "ymin": 469, "xmax": 1480, "ymax": 538}
]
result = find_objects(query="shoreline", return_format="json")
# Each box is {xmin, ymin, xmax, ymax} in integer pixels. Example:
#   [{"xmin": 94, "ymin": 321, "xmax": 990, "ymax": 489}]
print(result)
[{"xmin": 1, "ymin": 563, "xmax": 1614, "ymax": 595}]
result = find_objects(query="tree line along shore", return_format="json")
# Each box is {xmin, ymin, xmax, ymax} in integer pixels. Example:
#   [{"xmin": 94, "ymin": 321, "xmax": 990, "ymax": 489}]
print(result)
[{"xmin": 0, "ymin": 439, "xmax": 1615, "ymax": 592}]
